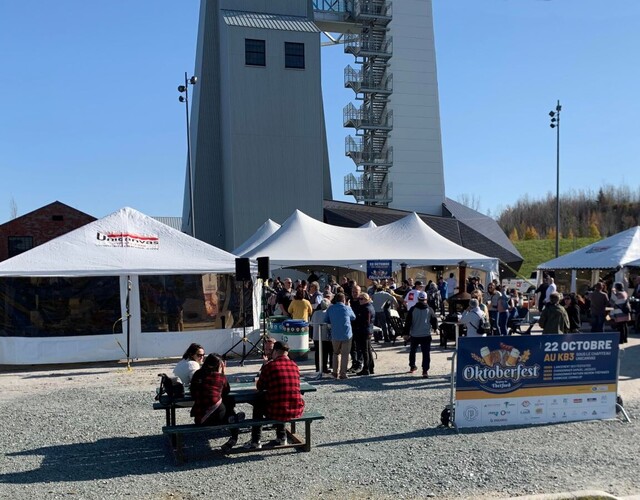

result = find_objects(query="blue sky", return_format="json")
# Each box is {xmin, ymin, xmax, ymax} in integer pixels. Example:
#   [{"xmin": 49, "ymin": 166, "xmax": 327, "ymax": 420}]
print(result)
[{"xmin": 1, "ymin": 0, "xmax": 639, "ymax": 222}]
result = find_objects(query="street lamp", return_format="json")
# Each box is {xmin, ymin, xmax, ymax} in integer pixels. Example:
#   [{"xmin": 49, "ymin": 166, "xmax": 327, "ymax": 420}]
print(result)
[
  {"xmin": 549, "ymin": 100, "xmax": 561, "ymax": 258},
  {"xmin": 178, "ymin": 72, "xmax": 198, "ymax": 237}
]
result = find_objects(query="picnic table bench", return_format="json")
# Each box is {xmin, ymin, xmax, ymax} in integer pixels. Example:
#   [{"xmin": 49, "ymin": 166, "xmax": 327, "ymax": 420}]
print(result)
[
  {"xmin": 154, "ymin": 380, "xmax": 321, "ymax": 463},
  {"xmin": 162, "ymin": 411, "xmax": 325, "ymax": 463}
]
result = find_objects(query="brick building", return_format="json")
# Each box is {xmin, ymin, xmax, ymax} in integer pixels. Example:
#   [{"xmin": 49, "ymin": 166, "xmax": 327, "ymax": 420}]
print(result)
[{"xmin": 0, "ymin": 201, "xmax": 96, "ymax": 262}]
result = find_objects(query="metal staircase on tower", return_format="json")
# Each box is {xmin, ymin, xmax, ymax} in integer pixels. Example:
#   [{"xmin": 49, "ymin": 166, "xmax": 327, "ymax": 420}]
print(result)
[{"xmin": 342, "ymin": 0, "xmax": 393, "ymax": 206}]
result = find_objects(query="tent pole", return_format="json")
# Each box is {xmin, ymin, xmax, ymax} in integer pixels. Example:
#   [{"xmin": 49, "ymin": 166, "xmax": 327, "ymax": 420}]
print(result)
[{"xmin": 126, "ymin": 275, "xmax": 132, "ymax": 370}]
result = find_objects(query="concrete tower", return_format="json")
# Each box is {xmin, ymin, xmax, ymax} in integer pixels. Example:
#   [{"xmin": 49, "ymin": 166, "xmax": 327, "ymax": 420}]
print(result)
[
  {"xmin": 184, "ymin": 0, "xmax": 332, "ymax": 250},
  {"xmin": 185, "ymin": 0, "xmax": 445, "ymax": 249}
]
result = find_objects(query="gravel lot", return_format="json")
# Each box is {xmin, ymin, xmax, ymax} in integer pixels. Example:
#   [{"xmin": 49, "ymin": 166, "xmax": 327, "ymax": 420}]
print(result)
[{"xmin": 0, "ymin": 331, "xmax": 639, "ymax": 500}]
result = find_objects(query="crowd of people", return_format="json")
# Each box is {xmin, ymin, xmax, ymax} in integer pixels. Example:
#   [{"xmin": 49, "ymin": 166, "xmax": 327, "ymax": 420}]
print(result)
[{"xmin": 166, "ymin": 272, "xmax": 639, "ymax": 452}]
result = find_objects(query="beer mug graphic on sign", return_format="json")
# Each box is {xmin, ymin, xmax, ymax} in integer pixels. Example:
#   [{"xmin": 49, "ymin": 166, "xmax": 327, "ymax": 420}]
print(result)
[
  {"xmin": 481, "ymin": 347, "xmax": 492, "ymax": 366},
  {"xmin": 506, "ymin": 348, "xmax": 520, "ymax": 367}
]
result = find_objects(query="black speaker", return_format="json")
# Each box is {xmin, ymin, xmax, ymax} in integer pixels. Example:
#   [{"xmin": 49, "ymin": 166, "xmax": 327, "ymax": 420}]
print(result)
[
  {"xmin": 257, "ymin": 256, "xmax": 270, "ymax": 280},
  {"xmin": 235, "ymin": 257, "xmax": 251, "ymax": 281}
]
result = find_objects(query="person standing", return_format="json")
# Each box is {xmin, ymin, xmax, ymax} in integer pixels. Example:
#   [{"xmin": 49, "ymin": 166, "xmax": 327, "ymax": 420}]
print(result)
[
  {"xmin": 562, "ymin": 294, "xmax": 582, "ymax": 333},
  {"xmin": 538, "ymin": 293, "xmax": 570, "ymax": 334},
  {"xmin": 371, "ymin": 285, "xmax": 398, "ymax": 343},
  {"xmin": 276, "ymin": 278, "xmax": 294, "ymax": 316},
  {"xmin": 403, "ymin": 291, "xmax": 438, "ymax": 378},
  {"xmin": 287, "ymin": 288, "xmax": 313, "ymax": 321},
  {"xmin": 589, "ymin": 282, "xmax": 609, "ymax": 333},
  {"xmin": 535, "ymin": 274, "xmax": 550, "ymax": 311},
  {"xmin": 348, "ymin": 284, "xmax": 364, "ymax": 373},
  {"xmin": 544, "ymin": 278, "xmax": 558, "ymax": 308},
  {"xmin": 460, "ymin": 298, "xmax": 487, "ymax": 337},
  {"xmin": 445, "ymin": 272, "xmax": 457, "ymax": 299},
  {"xmin": 244, "ymin": 341, "xmax": 305, "ymax": 449},
  {"xmin": 437, "ymin": 276, "xmax": 448, "ymax": 316},
  {"xmin": 310, "ymin": 298, "xmax": 333, "ymax": 373},
  {"xmin": 486, "ymin": 283, "xmax": 499, "ymax": 335},
  {"xmin": 495, "ymin": 285, "xmax": 513, "ymax": 336},
  {"xmin": 325, "ymin": 292, "xmax": 356, "ymax": 379},
  {"xmin": 353, "ymin": 292, "xmax": 376, "ymax": 376},
  {"xmin": 610, "ymin": 282, "xmax": 630, "ymax": 344}
]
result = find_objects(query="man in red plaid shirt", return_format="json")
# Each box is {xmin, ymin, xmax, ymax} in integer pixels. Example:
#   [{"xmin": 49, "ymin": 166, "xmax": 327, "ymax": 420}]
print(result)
[{"xmin": 245, "ymin": 341, "xmax": 305, "ymax": 449}]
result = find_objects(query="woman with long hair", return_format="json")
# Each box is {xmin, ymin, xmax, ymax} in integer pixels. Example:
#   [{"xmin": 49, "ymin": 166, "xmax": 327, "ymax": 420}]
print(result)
[
  {"xmin": 190, "ymin": 353, "xmax": 244, "ymax": 453},
  {"xmin": 173, "ymin": 343, "xmax": 204, "ymax": 387}
]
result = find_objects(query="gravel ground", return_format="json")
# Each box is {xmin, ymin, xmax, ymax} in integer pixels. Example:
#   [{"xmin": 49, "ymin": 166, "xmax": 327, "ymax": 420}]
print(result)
[{"xmin": 0, "ymin": 332, "xmax": 639, "ymax": 500}]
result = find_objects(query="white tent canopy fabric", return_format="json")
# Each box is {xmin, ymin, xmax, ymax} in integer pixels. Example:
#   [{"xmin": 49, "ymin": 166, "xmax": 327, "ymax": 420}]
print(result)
[
  {"xmin": 359, "ymin": 220, "xmax": 377, "ymax": 228},
  {"xmin": 0, "ymin": 207, "xmax": 259, "ymax": 365},
  {"xmin": 538, "ymin": 226, "xmax": 640, "ymax": 270},
  {"xmin": 242, "ymin": 210, "xmax": 498, "ymax": 275},
  {"xmin": 0, "ymin": 207, "xmax": 240, "ymax": 277},
  {"xmin": 232, "ymin": 219, "xmax": 281, "ymax": 257}
]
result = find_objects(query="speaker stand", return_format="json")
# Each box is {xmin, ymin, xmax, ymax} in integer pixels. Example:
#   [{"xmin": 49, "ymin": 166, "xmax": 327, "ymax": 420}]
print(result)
[{"xmin": 222, "ymin": 279, "xmax": 262, "ymax": 366}]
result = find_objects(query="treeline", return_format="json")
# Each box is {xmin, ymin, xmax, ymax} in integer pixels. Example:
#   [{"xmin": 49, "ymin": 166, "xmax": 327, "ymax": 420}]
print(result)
[{"xmin": 498, "ymin": 185, "xmax": 640, "ymax": 241}]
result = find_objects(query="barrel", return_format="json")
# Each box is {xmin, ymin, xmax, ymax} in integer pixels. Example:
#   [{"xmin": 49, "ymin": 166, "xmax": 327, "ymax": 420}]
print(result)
[{"xmin": 280, "ymin": 319, "xmax": 309, "ymax": 360}]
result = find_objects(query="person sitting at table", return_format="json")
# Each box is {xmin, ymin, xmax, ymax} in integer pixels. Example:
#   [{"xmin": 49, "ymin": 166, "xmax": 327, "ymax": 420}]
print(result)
[
  {"xmin": 173, "ymin": 343, "xmax": 204, "ymax": 388},
  {"xmin": 244, "ymin": 341, "xmax": 305, "ymax": 449},
  {"xmin": 190, "ymin": 353, "xmax": 245, "ymax": 453}
]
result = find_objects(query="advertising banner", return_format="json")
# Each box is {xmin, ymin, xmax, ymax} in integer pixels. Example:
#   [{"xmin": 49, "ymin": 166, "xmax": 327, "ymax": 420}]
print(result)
[
  {"xmin": 366, "ymin": 260, "xmax": 392, "ymax": 279},
  {"xmin": 455, "ymin": 333, "xmax": 619, "ymax": 428}
]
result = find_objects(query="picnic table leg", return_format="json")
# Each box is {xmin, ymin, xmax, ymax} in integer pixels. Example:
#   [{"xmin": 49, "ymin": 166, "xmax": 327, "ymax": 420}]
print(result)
[
  {"xmin": 290, "ymin": 422, "xmax": 296, "ymax": 434},
  {"xmin": 165, "ymin": 408, "xmax": 171, "ymax": 427},
  {"xmin": 304, "ymin": 420, "xmax": 312, "ymax": 452}
]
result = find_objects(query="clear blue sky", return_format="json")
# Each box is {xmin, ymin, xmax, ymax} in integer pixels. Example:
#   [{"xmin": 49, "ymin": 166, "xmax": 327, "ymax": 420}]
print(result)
[{"xmin": 2, "ymin": 0, "xmax": 639, "ymax": 222}]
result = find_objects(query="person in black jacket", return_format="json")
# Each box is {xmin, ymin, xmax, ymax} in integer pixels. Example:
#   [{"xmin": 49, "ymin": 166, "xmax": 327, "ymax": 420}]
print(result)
[
  {"xmin": 562, "ymin": 294, "xmax": 582, "ymax": 332},
  {"xmin": 403, "ymin": 291, "xmax": 439, "ymax": 378},
  {"xmin": 353, "ymin": 292, "xmax": 376, "ymax": 375}
]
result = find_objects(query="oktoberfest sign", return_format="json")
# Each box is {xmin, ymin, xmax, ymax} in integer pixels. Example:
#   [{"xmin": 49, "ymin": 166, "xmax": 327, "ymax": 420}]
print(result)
[
  {"xmin": 366, "ymin": 260, "xmax": 392, "ymax": 279},
  {"xmin": 455, "ymin": 333, "xmax": 619, "ymax": 428}
]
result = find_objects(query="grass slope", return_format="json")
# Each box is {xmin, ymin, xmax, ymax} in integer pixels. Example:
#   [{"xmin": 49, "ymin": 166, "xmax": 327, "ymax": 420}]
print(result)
[{"xmin": 513, "ymin": 237, "xmax": 599, "ymax": 278}]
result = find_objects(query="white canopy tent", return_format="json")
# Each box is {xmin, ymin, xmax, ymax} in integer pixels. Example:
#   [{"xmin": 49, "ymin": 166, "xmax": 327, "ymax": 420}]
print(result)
[
  {"xmin": 538, "ymin": 226, "xmax": 640, "ymax": 292},
  {"xmin": 232, "ymin": 219, "xmax": 280, "ymax": 256},
  {"xmin": 242, "ymin": 210, "xmax": 499, "ymax": 277},
  {"xmin": 0, "ymin": 207, "xmax": 258, "ymax": 365}
]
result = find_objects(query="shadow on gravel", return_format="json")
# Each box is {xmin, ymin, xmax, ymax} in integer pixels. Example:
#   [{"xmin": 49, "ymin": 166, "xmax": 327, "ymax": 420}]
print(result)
[
  {"xmin": 0, "ymin": 435, "xmax": 266, "ymax": 483},
  {"xmin": 317, "ymin": 426, "xmax": 455, "ymax": 448},
  {"xmin": 21, "ymin": 370, "xmax": 113, "ymax": 379},
  {"xmin": 310, "ymin": 373, "xmax": 451, "ymax": 392},
  {"xmin": 619, "ymin": 343, "xmax": 640, "ymax": 380}
]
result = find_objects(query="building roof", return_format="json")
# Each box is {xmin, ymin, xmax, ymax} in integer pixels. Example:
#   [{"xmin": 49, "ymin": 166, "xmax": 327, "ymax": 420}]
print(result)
[
  {"xmin": 222, "ymin": 10, "xmax": 321, "ymax": 33},
  {"xmin": 322, "ymin": 200, "xmax": 523, "ymax": 269},
  {"xmin": 0, "ymin": 201, "xmax": 95, "ymax": 229},
  {"xmin": 152, "ymin": 217, "xmax": 182, "ymax": 231}
]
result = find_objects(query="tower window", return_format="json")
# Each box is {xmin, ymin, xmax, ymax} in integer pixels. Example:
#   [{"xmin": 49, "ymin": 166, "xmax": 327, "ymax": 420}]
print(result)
[
  {"xmin": 285, "ymin": 42, "xmax": 305, "ymax": 69},
  {"xmin": 245, "ymin": 39, "xmax": 265, "ymax": 66}
]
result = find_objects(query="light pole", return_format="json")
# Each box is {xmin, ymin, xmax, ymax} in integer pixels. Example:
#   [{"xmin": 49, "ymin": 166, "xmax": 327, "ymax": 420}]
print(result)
[
  {"xmin": 178, "ymin": 72, "xmax": 197, "ymax": 237},
  {"xmin": 549, "ymin": 100, "xmax": 561, "ymax": 258}
]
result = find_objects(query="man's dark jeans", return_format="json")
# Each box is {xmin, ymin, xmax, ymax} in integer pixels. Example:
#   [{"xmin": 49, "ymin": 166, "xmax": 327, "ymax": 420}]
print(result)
[
  {"xmin": 409, "ymin": 335, "xmax": 432, "ymax": 372},
  {"xmin": 591, "ymin": 313, "xmax": 606, "ymax": 333}
]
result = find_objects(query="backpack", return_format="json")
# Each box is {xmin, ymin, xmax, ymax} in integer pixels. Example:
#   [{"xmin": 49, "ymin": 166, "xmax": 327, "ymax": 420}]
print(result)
[{"xmin": 155, "ymin": 373, "xmax": 184, "ymax": 403}]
